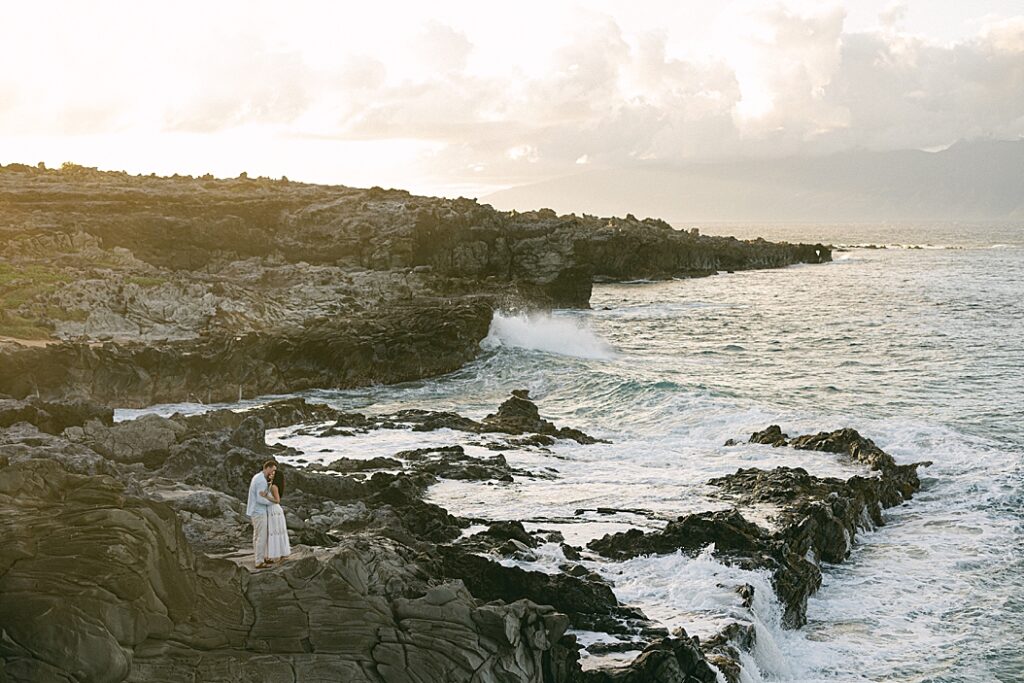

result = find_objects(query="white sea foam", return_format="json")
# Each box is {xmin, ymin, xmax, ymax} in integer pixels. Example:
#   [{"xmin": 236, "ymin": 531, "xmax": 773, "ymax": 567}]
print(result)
[{"xmin": 482, "ymin": 312, "xmax": 616, "ymax": 359}]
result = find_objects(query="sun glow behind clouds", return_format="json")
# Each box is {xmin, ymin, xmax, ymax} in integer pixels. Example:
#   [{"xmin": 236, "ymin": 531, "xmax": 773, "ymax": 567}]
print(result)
[{"xmin": 1, "ymin": 1, "xmax": 1023, "ymax": 196}]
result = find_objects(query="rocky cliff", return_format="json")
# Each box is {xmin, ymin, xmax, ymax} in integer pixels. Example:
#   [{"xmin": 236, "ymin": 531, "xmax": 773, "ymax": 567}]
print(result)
[{"xmin": 0, "ymin": 163, "xmax": 829, "ymax": 406}]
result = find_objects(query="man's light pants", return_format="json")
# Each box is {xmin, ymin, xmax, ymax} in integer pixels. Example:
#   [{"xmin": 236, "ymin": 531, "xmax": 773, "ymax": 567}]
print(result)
[{"xmin": 252, "ymin": 514, "xmax": 268, "ymax": 565}]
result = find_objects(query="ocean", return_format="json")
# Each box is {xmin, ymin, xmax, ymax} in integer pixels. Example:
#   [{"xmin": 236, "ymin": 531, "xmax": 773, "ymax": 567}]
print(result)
[{"xmin": 122, "ymin": 223, "xmax": 1024, "ymax": 682}]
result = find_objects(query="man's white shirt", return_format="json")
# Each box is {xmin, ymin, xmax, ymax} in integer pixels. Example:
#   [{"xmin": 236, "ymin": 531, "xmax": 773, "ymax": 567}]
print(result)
[{"xmin": 247, "ymin": 472, "xmax": 272, "ymax": 516}]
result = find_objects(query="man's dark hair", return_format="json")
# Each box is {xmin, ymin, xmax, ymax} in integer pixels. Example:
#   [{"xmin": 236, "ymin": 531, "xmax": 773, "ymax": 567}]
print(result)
[{"xmin": 262, "ymin": 459, "xmax": 278, "ymax": 470}]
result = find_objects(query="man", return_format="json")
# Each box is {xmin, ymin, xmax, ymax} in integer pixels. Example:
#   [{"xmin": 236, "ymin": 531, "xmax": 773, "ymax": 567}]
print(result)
[{"xmin": 247, "ymin": 460, "xmax": 277, "ymax": 568}]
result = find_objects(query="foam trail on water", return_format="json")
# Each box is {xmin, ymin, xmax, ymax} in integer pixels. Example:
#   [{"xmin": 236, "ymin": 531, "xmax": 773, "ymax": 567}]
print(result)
[{"xmin": 482, "ymin": 312, "xmax": 616, "ymax": 359}]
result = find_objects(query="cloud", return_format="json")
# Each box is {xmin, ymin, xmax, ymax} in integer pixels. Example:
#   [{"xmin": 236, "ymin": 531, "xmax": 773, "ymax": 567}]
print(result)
[
  {"xmin": 163, "ymin": 42, "xmax": 313, "ymax": 133},
  {"xmin": 323, "ymin": 6, "xmax": 1024, "ymax": 186},
  {"xmin": 729, "ymin": 6, "xmax": 850, "ymax": 140},
  {"xmin": 879, "ymin": 1, "xmax": 908, "ymax": 31},
  {"xmin": 412, "ymin": 22, "xmax": 474, "ymax": 75},
  {"xmin": 818, "ymin": 18, "xmax": 1024, "ymax": 151},
  {"xmin": 2, "ymin": 2, "xmax": 1023, "ymax": 191}
]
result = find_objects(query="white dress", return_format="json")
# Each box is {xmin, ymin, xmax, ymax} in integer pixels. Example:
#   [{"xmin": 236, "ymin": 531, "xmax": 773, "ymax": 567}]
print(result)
[{"xmin": 266, "ymin": 492, "xmax": 291, "ymax": 560}]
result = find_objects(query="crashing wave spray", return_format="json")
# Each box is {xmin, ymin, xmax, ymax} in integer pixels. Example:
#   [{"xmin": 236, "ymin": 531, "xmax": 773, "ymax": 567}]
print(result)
[{"xmin": 481, "ymin": 312, "xmax": 616, "ymax": 360}]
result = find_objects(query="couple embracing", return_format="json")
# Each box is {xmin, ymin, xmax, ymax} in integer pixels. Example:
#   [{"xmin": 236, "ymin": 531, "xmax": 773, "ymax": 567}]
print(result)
[{"xmin": 247, "ymin": 460, "xmax": 291, "ymax": 568}]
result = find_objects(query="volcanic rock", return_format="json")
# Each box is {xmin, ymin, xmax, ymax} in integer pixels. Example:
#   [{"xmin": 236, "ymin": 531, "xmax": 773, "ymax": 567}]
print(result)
[
  {"xmin": 0, "ymin": 164, "xmax": 830, "ymax": 406},
  {"xmin": 438, "ymin": 546, "xmax": 656, "ymax": 636},
  {"xmin": 589, "ymin": 428, "xmax": 928, "ymax": 628},
  {"xmin": 582, "ymin": 632, "xmax": 719, "ymax": 683},
  {"xmin": 0, "ymin": 396, "xmax": 113, "ymax": 434},
  {"xmin": 0, "ymin": 458, "xmax": 577, "ymax": 682}
]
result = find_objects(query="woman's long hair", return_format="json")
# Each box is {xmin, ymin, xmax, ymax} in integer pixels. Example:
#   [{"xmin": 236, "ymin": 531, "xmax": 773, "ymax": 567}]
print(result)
[{"xmin": 272, "ymin": 469, "xmax": 285, "ymax": 498}]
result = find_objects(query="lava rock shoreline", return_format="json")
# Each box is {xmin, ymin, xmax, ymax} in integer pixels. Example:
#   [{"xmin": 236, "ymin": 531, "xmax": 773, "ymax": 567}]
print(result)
[
  {"xmin": 0, "ymin": 390, "xmax": 928, "ymax": 682},
  {"xmin": 0, "ymin": 164, "xmax": 888, "ymax": 682},
  {"xmin": 0, "ymin": 163, "xmax": 829, "ymax": 406}
]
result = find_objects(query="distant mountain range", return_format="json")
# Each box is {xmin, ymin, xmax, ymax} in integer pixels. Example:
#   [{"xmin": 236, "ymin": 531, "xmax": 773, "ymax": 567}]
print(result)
[{"xmin": 484, "ymin": 139, "xmax": 1024, "ymax": 223}]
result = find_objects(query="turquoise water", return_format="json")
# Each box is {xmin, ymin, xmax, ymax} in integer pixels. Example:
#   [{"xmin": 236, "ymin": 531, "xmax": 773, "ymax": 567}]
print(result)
[{"xmin": 131, "ymin": 223, "xmax": 1024, "ymax": 681}]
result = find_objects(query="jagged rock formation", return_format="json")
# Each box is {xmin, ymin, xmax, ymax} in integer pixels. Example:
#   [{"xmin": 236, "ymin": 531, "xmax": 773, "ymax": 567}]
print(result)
[
  {"xmin": 0, "ymin": 383, "xmax": 927, "ymax": 682},
  {"xmin": 0, "ymin": 458, "xmax": 576, "ymax": 682},
  {"xmin": 0, "ymin": 394, "xmax": 588, "ymax": 681},
  {"xmin": 588, "ymin": 426, "xmax": 930, "ymax": 628},
  {"xmin": 0, "ymin": 299, "xmax": 492, "ymax": 406},
  {"xmin": 1, "ymin": 164, "xmax": 829, "ymax": 406},
  {"xmin": 580, "ymin": 634, "xmax": 720, "ymax": 683},
  {"xmin": 0, "ymin": 388, "xmax": 750, "ymax": 682},
  {"xmin": 299, "ymin": 388, "xmax": 604, "ymax": 445},
  {"xmin": 0, "ymin": 395, "xmax": 112, "ymax": 433}
]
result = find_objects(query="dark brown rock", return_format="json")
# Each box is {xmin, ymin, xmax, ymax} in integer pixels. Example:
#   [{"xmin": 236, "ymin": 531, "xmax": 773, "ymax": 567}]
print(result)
[
  {"xmin": 438, "ymin": 547, "xmax": 657, "ymax": 636},
  {"xmin": 700, "ymin": 623, "xmax": 757, "ymax": 683},
  {"xmin": 0, "ymin": 458, "xmax": 577, "ymax": 682},
  {"xmin": 748, "ymin": 424, "xmax": 789, "ymax": 447},
  {"xmin": 590, "ymin": 428, "xmax": 928, "ymax": 628},
  {"xmin": 587, "ymin": 509, "xmax": 769, "ymax": 560},
  {"xmin": 0, "ymin": 397, "xmax": 113, "ymax": 434},
  {"xmin": 582, "ymin": 632, "xmax": 718, "ymax": 683},
  {"xmin": 0, "ymin": 300, "xmax": 494, "ymax": 407},
  {"xmin": 324, "ymin": 455, "xmax": 402, "ymax": 472}
]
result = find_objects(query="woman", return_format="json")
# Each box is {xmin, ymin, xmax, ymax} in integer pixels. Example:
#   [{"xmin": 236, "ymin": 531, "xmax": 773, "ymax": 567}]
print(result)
[{"xmin": 261, "ymin": 469, "xmax": 291, "ymax": 563}]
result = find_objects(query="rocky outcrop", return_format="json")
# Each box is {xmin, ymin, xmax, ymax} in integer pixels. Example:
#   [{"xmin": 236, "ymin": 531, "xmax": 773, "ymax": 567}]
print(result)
[
  {"xmin": 301, "ymin": 389, "xmax": 605, "ymax": 446},
  {"xmin": 0, "ymin": 299, "xmax": 492, "ymax": 406},
  {"xmin": 0, "ymin": 396, "xmax": 113, "ymax": 433},
  {"xmin": 571, "ymin": 219, "xmax": 829, "ymax": 281},
  {"xmin": 0, "ymin": 458, "xmax": 577, "ymax": 682},
  {"xmin": 0, "ymin": 386, "xmax": 666, "ymax": 682},
  {"xmin": 481, "ymin": 389, "xmax": 605, "ymax": 443},
  {"xmin": 588, "ymin": 427, "xmax": 929, "ymax": 627},
  {"xmin": 1, "ymin": 164, "xmax": 828, "ymax": 406},
  {"xmin": 699, "ymin": 623, "xmax": 756, "ymax": 683},
  {"xmin": 0, "ymin": 165, "xmax": 829, "ymax": 323},
  {"xmin": 581, "ymin": 633, "xmax": 719, "ymax": 683},
  {"xmin": 0, "ymin": 384, "xmax": 927, "ymax": 682},
  {"xmin": 588, "ymin": 508, "xmax": 770, "ymax": 560},
  {"xmin": 0, "ymin": 391, "xmax": 606, "ymax": 682},
  {"xmin": 439, "ymin": 546, "xmax": 657, "ymax": 636}
]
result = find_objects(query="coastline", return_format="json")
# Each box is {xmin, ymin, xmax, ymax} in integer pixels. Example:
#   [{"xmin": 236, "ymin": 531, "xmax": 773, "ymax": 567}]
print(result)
[
  {"xmin": 0, "ymin": 162, "xmax": 914, "ymax": 683},
  {"xmin": 0, "ymin": 163, "xmax": 828, "ymax": 407},
  {"xmin": 0, "ymin": 391, "xmax": 927, "ymax": 681}
]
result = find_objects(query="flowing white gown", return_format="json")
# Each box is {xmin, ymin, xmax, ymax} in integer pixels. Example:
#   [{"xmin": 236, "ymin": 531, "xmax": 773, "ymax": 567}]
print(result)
[{"xmin": 266, "ymin": 496, "xmax": 291, "ymax": 561}]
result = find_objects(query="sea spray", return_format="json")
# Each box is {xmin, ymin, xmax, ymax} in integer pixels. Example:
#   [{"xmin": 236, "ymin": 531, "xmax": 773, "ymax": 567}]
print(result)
[
  {"xmin": 482, "ymin": 312, "xmax": 616, "ymax": 360},
  {"xmin": 597, "ymin": 544, "xmax": 801, "ymax": 681}
]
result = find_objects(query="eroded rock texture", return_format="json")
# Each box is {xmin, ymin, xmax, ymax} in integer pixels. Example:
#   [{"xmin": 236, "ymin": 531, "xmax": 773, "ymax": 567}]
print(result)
[
  {"xmin": 0, "ymin": 388, "xmax": 917, "ymax": 682},
  {"xmin": 588, "ymin": 426, "xmax": 930, "ymax": 627},
  {"xmin": 0, "ymin": 458, "xmax": 578, "ymax": 683},
  {"xmin": 0, "ymin": 164, "xmax": 829, "ymax": 406}
]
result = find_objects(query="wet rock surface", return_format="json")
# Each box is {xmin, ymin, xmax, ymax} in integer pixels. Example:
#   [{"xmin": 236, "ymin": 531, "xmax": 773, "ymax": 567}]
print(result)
[
  {"xmin": 699, "ymin": 623, "xmax": 757, "ymax": 683},
  {"xmin": 0, "ymin": 391, "xmax": 634, "ymax": 681},
  {"xmin": 588, "ymin": 426, "xmax": 930, "ymax": 628},
  {"xmin": 0, "ymin": 374, "xmax": 923, "ymax": 679},
  {"xmin": 297, "ymin": 389, "xmax": 605, "ymax": 446},
  {"xmin": 438, "ymin": 546, "xmax": 659, "ymax": 637},
  {"xmin": 581, "ymin": 632, "xmax": 720, "ymax": 683},
  {"xmin": 481, "ymin": 389, "xmax": 605, "ymax": 443}
]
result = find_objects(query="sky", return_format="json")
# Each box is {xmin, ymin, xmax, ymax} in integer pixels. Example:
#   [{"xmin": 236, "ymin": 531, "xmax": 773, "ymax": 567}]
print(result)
[{"xmin": 1, "ymin": 1, "xmax": 1022, "ymax": 197}]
